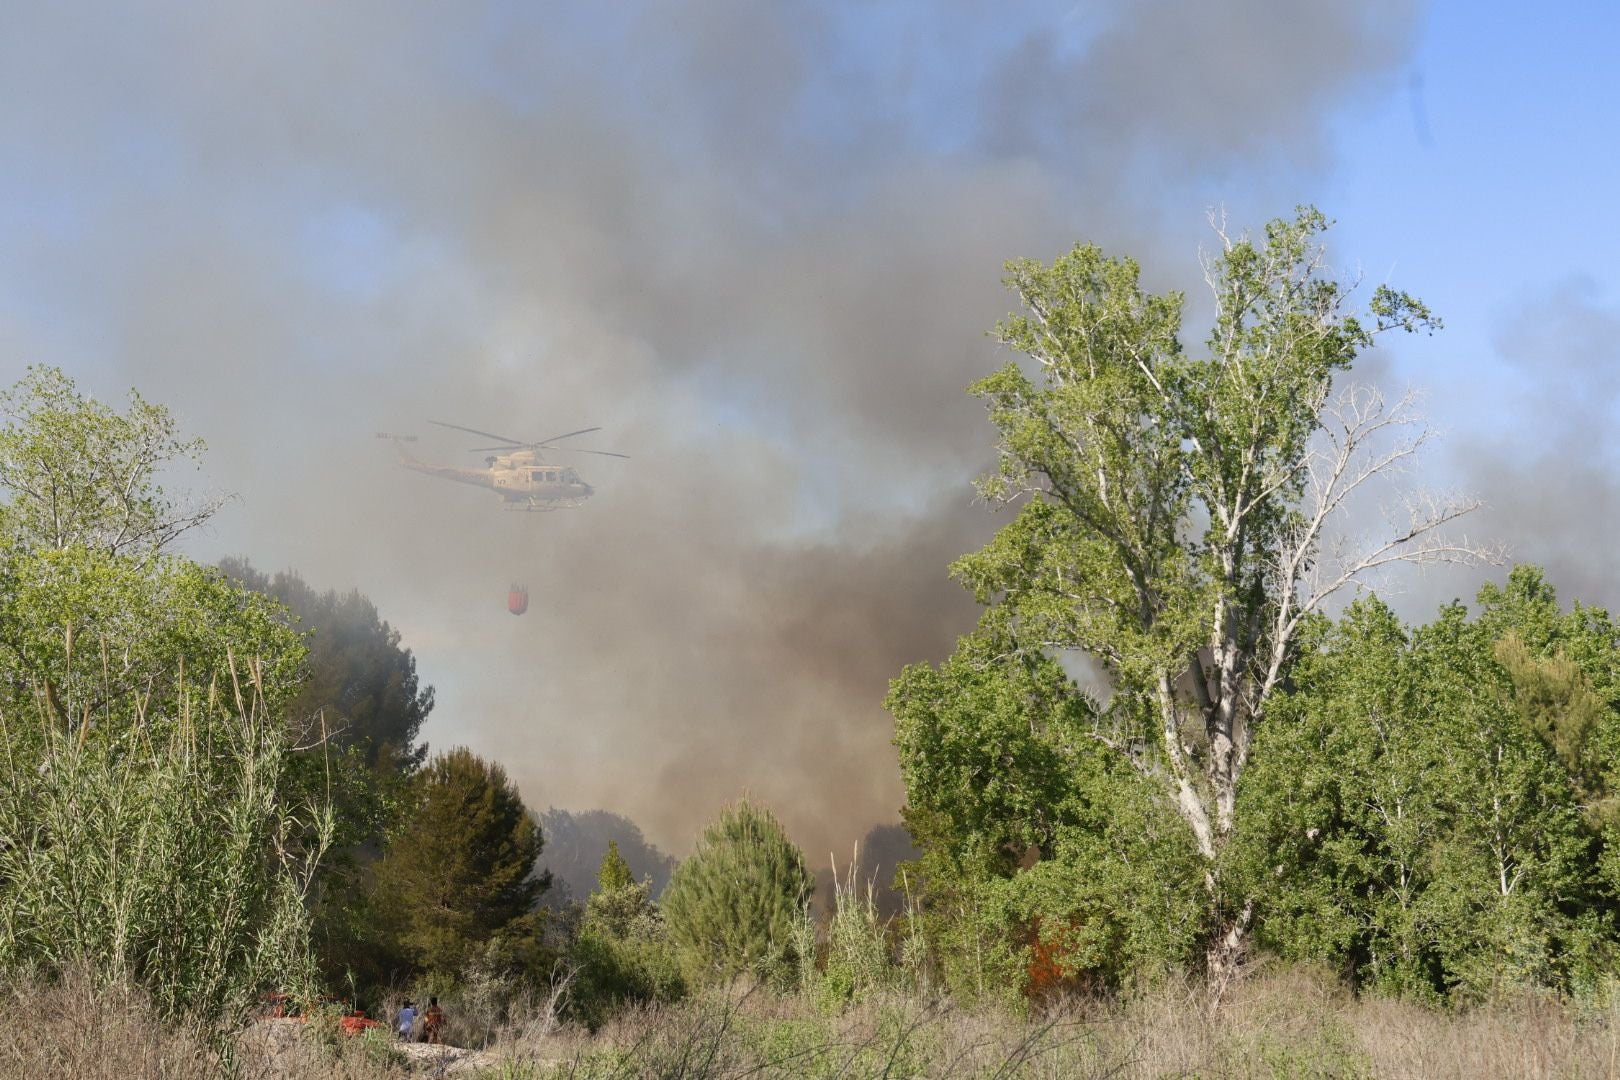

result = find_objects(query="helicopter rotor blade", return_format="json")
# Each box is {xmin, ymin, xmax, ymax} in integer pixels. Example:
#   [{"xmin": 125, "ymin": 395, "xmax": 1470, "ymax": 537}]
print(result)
[
  {"xmin": 464, "ymin": 443, "xmax": 525, "ymax": 452},
  {"xmin": 530, "ymin": 426, "xmax": 603, "ymax": 446},
  {"xmin": 537, "ymin": 445, "xmax": 630, "ymax": 459},
  {"xmin": 428, "ymin": 419, "xmax": 530, "ymax": 445}
]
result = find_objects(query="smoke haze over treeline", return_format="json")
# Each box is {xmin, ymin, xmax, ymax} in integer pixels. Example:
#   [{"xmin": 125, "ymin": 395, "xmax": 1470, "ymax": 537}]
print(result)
[{"xmin": 2, "ymin": 2, "xmax": 1615, "ymax": 863}]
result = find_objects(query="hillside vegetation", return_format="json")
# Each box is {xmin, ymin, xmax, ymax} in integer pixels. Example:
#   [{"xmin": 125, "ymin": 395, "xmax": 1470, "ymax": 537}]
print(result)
[{"xmin": 5, "ymin": 213, "xmax": 1620, "ymax": 1075}]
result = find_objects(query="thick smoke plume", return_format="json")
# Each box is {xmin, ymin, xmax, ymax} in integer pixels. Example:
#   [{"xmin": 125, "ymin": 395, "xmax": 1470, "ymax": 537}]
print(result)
[{"xmin": 0, "ymin": 3, "xmax": 1423, "ymax": 859}]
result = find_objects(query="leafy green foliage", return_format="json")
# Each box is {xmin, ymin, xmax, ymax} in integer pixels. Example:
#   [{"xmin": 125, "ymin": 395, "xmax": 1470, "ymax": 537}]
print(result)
[
  {"xmin": 890, "ymin": 628, "xmax": 1205, "ymax": 998},
  {"xmin": 0, "ymin": 366, "xmax": 331, "ymax": 1027},
  {"xmin": 661, "ymin": 800, "xmax": 814, "ymax": 986},
  {"xmin": 567, "ymin": 839, "xmax": 684, "ymax": 1029},
  {"xmin": 0, "ymin": 653, "xmax": 330, "ymax": 1025},
  {"xmin": 596, "ymin": 840, "xmax": 635, "ymax": 897},
  {"xmin": 805, "ymin": 862, "xmax": 906, "ymax": 1011},
  {"xmin": 213, "ymin": 560, "xmax": 436, "ymax": 989},
  {"xmin": 0, "ymin": 365, "xmax": 224, "ymax": 556},
  {"xmin": 1234, "ymin": 575, "xmax": 1620, "ymax": 1000},
  {"xmin": 0, "ymin": 545, "xmax": 306, "ymax": 729},
  {"xmin": 909, "ymin": 209, "xmax": 1461, "ymax": 978},
  {"xmin": 370, "ymin": 748, "xmax": 546, "ymax": 977}
]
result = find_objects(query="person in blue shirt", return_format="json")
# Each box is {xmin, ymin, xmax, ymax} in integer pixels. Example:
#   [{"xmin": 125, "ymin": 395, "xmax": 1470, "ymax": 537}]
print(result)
[{"xmin": 396, "ymin": 1000, "xmax": 417, "ymax": 1041}]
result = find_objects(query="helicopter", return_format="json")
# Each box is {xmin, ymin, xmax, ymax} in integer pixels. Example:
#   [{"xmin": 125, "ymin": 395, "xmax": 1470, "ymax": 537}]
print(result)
[{"xmin": 378, "ymin": 420, "xmax": 627, "ymax": 511}]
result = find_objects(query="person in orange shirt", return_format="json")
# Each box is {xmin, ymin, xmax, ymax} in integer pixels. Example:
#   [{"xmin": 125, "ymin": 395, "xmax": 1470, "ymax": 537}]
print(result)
[{"xmin": 422, "ymin": 997, "xmax": 446, "ymax": 1045}]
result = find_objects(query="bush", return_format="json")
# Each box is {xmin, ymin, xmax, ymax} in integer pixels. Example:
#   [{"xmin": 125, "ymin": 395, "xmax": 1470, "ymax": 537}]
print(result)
[
  {"xmin": 566, "ymin": 842, "xmax": 685, "ymax": 1029},
  {"xmin": 661, "ymin": 800, "xmax": 814, "ymax": 987}
]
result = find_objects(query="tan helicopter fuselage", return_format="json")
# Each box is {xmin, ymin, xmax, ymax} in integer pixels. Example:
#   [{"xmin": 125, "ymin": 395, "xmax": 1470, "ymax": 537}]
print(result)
[
  {"xmin": 400, "ymin": 448, "xmax": 594, "ymax": 509},
  {"xmin": 487, "ymin": 450, "xmax": 594, "ymax": 501}
]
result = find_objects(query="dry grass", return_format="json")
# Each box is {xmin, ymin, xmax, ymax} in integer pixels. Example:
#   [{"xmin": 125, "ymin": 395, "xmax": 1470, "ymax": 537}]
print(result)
[
  {"xmin": 0, "ymin": 966, "xmax": 414, "ymax": 1079},
  {"xmin": 6, "ymin": 963, "xmax": 1620, "ymax": 1077},
  {"xmin": 0, "ymin": 965, "xmax": 219, "ymax": 1080},
  {"xmin": 515, "ymin": 966, "xmax": 1620, "ymax": 1079}
]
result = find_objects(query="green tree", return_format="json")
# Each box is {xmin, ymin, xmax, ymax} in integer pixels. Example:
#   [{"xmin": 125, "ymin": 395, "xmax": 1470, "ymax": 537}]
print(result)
[
  {"xmin": 371, "ymin": 748, "xmax": 546, "ymax": 976},
  {"xmin": 213, "ymin": 562, "xmax": 435, "ymax": 990},
  {"xmin": 217, "ymin": 559, "xmax": 433, "ymax": 771},
  {"xmin": 0, "ymin": 367, "xmax": 299, "ymax": 728},
  {"xmin": 535, "ymin": 808, "xmax": 677, "ymax": 902},
  {"xmin": 0, "ymin": 546, "xmax": 306, "ymax": 728},
  {"xmin": 1232, "ymin": 580, "xmax": 1613, "ymax": 1001},
  {"xmin": 890, "ymin": 629, "xmax": 1205, "ymax": 998},
  {"xmin": 661, "ymin": 800, "xmax": 814, "ymax": 986},
  {"xmin": 0, "ymin": 365, "xmax": 224, "ymax": 556},
  {"xmin": 596, "ymin": 840, "xmax": 635, "ymax": 897},
  {"xmin": 0, "ymin": 366, "xmax": 327, "ymax": 1027},
  {"xmin": 938, "ymin": 208, "xmax": 1484, "ymax": 975}
]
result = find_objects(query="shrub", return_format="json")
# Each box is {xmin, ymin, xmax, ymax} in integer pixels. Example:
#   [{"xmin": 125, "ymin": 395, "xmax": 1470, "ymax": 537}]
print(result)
[
  {"xmin": 661, "ymin": 800, "xmax": 814, "ymax": 987},
  {"xmin": 811, "ymin": 860, "xmax": 895, "ymax": 1011},
  {"xmin": 567, "ymin": 840, "xmax": 685, "ymax": 1029}
]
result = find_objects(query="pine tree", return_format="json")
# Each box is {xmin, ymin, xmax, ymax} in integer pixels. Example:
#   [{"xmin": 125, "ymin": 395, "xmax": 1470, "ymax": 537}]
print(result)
[
  {"xmin": 660, "ymin": 799, "xmax": 814, "ymax": 985},
  {"xmin": 597, "ymin": 840, "xmax": 635, "ymax": 894},
  {"xmin": 371, "ymin": 748, "xmax": 545, "ymax": 975}
]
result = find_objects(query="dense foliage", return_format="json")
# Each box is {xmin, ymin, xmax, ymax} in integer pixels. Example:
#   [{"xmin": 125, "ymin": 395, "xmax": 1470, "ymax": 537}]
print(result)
[
  {"xmin": 940, "ymin": 209, "xmax": 1473, "ymax": 978},
  {"xmin": 568, "ymin": 840, "xmax": 684, "ymax": 1029},
  {"xmin": 1234, "ymin": 570, "xmax": 1620, "ymax": 1000},
  {"xmin": 217, "ymin": 559, "xmax": 433, "ymax": 772},
  {"xmin": 890, "ymin": 631, "xmax": 1205, "ymax": 999},
  {"xmin": 0, "ymin": 672, "xmax": 329, "ymax": 1023},
  {"xmin": 215, "ymin": 559, "xmax": 435, "ymax": 988},
  {"xmin": 885, "ymin": 212, "xmax": 1620, "ymax": 1008},
  {"xmin": 0, "ymin": 365, "xmax": 224, "ymax": 556}
]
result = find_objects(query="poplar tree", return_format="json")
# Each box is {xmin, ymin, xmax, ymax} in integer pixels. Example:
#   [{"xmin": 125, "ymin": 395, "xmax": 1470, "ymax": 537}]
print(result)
[
  {"xmin": 0, "ymin": 365, "xmax": 224, "ymax": 556},
  {"xmin": 924, "ymin": 209, "xmax": 1489, "ymax": 978},
  {"xmin": 1234, "ymin": 578, "xmax": 1614, "ymax": 1000}
]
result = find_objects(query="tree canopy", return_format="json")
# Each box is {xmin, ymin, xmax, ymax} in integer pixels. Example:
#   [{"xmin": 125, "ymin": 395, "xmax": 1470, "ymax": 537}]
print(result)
[
  {"xmin": 1233, "ymin": 570, "xmax": 1620, "ymax": 1000},
  {"xmin": 0, "ymin": 365, "xmax": 326, "ymax": 1026},
  {"xmin": 217, "ymin": 559, "xmax": 433, "ymax": 770}
]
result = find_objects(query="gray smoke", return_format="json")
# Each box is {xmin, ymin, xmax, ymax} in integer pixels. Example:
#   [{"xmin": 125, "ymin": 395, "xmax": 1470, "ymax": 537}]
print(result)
[
  {"xmin": 0, "ymin": 2, "xmax": 1423, "ymax": 860},
  {"xmin": 1445, "ymin": 283, "xmax": 1620, "ymax": 611}
]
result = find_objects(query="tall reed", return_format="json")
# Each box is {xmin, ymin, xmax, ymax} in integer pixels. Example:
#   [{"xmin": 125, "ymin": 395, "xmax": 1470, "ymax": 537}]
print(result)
[{"xmin": 0, "ymin": 653, "xmax": 331, "ymax": 1027}]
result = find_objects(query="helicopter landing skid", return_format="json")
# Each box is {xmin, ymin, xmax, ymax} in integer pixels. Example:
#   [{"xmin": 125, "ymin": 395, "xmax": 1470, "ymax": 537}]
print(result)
[{"xmin": 506, "ymin": 498, "xmax": 585, "ymax": 512}]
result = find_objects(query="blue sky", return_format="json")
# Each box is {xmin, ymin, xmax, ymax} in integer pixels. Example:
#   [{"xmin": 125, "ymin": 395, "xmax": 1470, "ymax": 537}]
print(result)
[
  {"xmin": 0, "ymin": 1, "xmax": 1614, "ymax": 857},
  {"xmin": 1329, "ymin": 1, "xmax": 1620, "ymax": 380}
]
